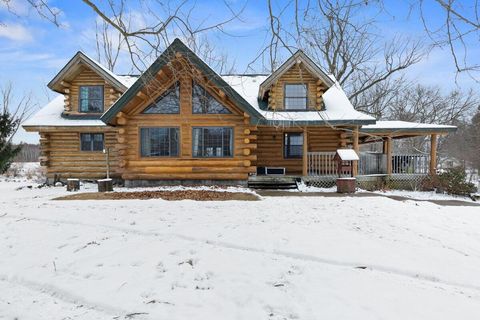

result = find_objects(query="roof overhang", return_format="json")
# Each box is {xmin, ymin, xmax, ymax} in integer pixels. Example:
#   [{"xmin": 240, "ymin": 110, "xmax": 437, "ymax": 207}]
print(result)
[
  {"xmin": 101, "ymin": 39, "xmax": 265, "ymax": 125},
  {"xmin": 258, "ymin": 50, "xmax": 335, "ymax": 99},
  {"xmin": 48, "ymin": 51, "xmax": 127, "ymax": 94},
  {"xmin": 255, "ymin": 118, "xmax": 376, "ymax": 127},
  {"xmin": 359, "ymin": 121, "xmax": 457, "ymax": 141}
]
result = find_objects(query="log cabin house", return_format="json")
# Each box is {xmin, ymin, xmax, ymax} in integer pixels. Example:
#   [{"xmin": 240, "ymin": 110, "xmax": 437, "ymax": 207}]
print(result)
[{"xmin": 23, "ymin": 38, "xmax": 456, "ymax": 188}]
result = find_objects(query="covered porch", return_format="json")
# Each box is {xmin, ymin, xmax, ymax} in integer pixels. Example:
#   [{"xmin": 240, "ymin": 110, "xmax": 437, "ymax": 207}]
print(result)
[{"xmin": 304, "ymin": 121, "xmax": 456, "ymax": 178}]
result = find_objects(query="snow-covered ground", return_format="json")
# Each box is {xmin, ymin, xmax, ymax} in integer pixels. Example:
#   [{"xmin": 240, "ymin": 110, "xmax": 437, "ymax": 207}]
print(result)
[
  {"xmin": 1, "ymin": 176, "xmax": 480, "ymax": 319},
  {"xmin": 371, "ymin": 189, "xmax": 477, "ymax": 201}
]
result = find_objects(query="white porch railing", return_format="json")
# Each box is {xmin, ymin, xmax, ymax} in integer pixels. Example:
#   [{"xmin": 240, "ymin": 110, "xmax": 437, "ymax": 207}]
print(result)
[
  {"xmin": 307, "ymin": 152, "xmax": 337, "ymax": 176},
  {"xmin": 307, "ymin": 152, "xmax": 430, "ymax": 176},
  {"xmin": 392, "ymin": 154, "xmax": 430, "ymax": 174}
]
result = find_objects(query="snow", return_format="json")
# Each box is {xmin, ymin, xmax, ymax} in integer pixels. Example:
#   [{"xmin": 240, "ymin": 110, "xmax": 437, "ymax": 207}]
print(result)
[
  {"xmin": 222, "ymin": 75, "xmax": 375, "ymax": 123},
  {"xmin": 79, "ymin": 51, "xmax": 138, "ymax": 89},
  {"xmin": 22, "ymin": 96, "xmax": 106, "ymax": 127},
  {"xmin": 336, "ymin": 149, "xmax": 359, "ymax": 161},
  {"xmin": 1, "ymin": 176, "xmax": 480, "ymax": 319},
  {"xmin": 362, "ymin": 120, "xmax": 457, "ymax": 131},
  {"xmin": 372, "ymin": 189, "xmax": 476, "ymax": 202},
  {"xmin": 116, "ymin": 75, "xmax": 138, "ymax": 87}
]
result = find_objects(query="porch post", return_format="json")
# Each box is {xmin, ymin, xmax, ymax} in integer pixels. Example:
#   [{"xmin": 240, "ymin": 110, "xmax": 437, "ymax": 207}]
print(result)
[
  {"xmin": 430, "ymin": 134, "xmax": 438, "ymax": 175},
  {"xmin": 386, "ymin": 136, "xmax": 393, "ymax": 175},
  {"xmin": 352, "ymin": 126, "xmax": 359, "ymax": 176},
  {"xmin": 303, "ymin": 127, "xmax": 308, "ymax": 176}
]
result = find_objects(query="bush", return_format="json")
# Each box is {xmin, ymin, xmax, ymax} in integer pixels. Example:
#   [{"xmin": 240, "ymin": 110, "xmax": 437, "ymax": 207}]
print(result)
[{"xmin": 423, "ymin": 167, "xmax": 477, "ymax": 196}]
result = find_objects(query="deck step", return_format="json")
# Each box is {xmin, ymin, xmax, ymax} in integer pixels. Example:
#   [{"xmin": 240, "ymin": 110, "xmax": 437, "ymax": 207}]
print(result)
[{"xmin": 248, "ymin": 176, "xmax": 299, "ymax": 190}]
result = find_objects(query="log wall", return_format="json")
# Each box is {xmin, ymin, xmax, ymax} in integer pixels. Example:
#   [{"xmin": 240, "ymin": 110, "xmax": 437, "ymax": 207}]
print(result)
[
  {"xmin": 115, "ymin": 65, "xmax": 257, "ymax": 181},
  {"xmin": 256, "ymin": 126, "xmax": 347, "ymax": 174},
  {"xmin": 39, "ymin": 129, "xmax": 119, "ymax": 179}
]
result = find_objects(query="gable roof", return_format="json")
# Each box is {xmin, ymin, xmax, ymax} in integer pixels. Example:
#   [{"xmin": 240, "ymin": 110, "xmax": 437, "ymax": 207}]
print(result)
[
  {"xmin": 48, "ymin": 51, "xmax": 130, "ymax": 93},
  {"xmin": 101, "ymin": 38, "xmax": 265, "ymax": 124},
  {"xmin": 258, "ymin": 50, "xmax": 335, "ymax": 99}
]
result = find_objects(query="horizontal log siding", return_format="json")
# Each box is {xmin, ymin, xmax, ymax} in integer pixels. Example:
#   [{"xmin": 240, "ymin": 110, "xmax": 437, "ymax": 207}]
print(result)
[
  {"xmin": 40, "ymin": 130, "xmax": 119, "ymax": 179},
  {"xmin": 117, "ymin": 72, "xmax": 257, "ymax": 181},
  {"xmin": 64, "ymin": 67, "xmax": 121, "ymax": 114},
  {"xmin": 256, "ymin": 126, "xmax": 344, "ymax": 174},
  {"xmin": 268, "ymin": 64, "xmax": 327, "ymax": 110}
]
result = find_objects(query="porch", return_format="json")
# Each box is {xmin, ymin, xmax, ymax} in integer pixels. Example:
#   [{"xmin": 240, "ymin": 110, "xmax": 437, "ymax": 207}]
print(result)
[
  {"xmin": 250, "ymin": 152, "xmax": 432, "ymax": 190},
  {"xmin": 306, "ymin": 151, "xmax": 430, "ymax": 177}
]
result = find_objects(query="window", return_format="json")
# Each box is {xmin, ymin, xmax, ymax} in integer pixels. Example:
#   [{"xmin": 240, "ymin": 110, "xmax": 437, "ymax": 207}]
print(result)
[
  {"xmin": 192, "ymin": 82, "xmax": 232, "ymax": 114},
  {"xmin": 79, "ymin": 86, "xmax": 104, "ymax": 113},
  {"xmin": 192, "ymin": 127, "xmax": 233, "ymax": 157},
  {"xmin": 284, "ymin": 133, "xmax": 303, "ymax": 158},
  {"xmin": 140, "ymin": 127, "xmax": 179, "ymax": 157},
  {"xmin": 284, "ymin": 84, "xmax": 307, "ymax": 110},
  {"xmin": 142, "ymin": 82, "xmax": 180, "ymax": 114},
  {"xmin": 80, "ymin": 133, "xmax": 104, "ymax": 151}
]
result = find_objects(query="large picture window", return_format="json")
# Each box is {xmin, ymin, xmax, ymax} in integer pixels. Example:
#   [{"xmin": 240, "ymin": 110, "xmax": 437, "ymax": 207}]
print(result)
[
  {"xmin": 79, "ymin": 86, "xmax": 104, "ymax": 113},
  {"xmin": 284, "ymin": 132, "xmax": 303, "ymax": 158},
  {"xmin": 80, "ymin": 133, "xmax": 104, "ymax": 151},
  {"xmin": 192, "ymin": 127, "xmax": 233, "ymax": 157},
  {"xmin": 284, "ymin": 84, "xmax": 307, "ymax": 110},
  {"xmin": 142, "ymin": 82, "xmax": 180, "ymax": 114},
  {"xmin": 192, "ymin": 82, "xmax": 232, "ymax": 114},
  {"xmin": 140, "ymin": 127, "xmax": 179, "ymax": 157}
]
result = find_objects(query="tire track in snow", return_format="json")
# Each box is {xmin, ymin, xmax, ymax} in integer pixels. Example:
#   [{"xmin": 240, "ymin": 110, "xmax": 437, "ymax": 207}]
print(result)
[
  {"xmin": 5, "ymin": 214, "xmax": 480, "ymax": 294},
  {"xmin": 0, "ymin": 275, "xmax": 131, "ymax": 318}
]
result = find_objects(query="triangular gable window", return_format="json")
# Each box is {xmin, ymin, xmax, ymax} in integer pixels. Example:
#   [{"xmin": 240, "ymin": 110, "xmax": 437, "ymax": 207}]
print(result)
[
  {"xmin": 142, "ymin": 82, "xmax": 180, "ymax": 114},
  {"xmin": 192, "ymin": 82, "xmax": 231, "ymax": 114}
]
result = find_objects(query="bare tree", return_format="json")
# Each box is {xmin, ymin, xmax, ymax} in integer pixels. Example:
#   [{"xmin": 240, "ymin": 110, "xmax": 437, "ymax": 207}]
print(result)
[
  {"xmin": 417, "ymin": 0, "xmax": 480, "ymax": 76},
  {"xmin": 299, "ymin": 0, "xmax": 425, "ymax": 116},
  {"xmin": 386, "ymin": 84, "xmax": 479, "ymax": 153},
  {"xmin": 0, "ymin": 82, "xmax": 36, "ymax": 172},
  {"xmin": 95, "ymin": 17, "xmax": 124, "ymax": 72}
]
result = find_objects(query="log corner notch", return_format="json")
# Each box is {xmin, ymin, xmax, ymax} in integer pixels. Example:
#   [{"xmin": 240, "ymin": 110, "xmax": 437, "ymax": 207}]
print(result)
[{"xmin": 429, "ymin": 133, "xmax": 438, "ymax": 176}]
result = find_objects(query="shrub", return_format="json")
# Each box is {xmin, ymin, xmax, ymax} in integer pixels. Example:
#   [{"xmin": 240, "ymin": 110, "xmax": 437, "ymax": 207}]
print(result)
[{"xmin": 423, "ymin": 167, "xmax": 477, "ymax": 196}]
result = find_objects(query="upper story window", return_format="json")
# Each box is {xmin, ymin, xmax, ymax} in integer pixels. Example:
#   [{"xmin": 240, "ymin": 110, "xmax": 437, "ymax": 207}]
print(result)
[
  {"xmin": 142, "ymin": 82, "xmax": 180, "ymax": 114},
  {"xmin": 79, "ymin": 86, "xmax": 104, "ymax": 113},
  {"xmin": 284, "ymin": 84, "xmax": 307, "ymax": 110},
  {"xmin": 192, "ymin": 82, "xmax": 232, "ymax": 114}
]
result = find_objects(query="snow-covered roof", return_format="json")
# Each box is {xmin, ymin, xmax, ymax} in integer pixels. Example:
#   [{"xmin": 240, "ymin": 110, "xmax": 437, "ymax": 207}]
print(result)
[
  {"xmin": 47, "ymin": 51, "xmax": 132, "ymax": 93},
  {"xmin": 221, "ymin": 75, "xmax": 375, "ymax": 124},
  {"xmin": 258, "ymin": 50, "xmax": 335, "ymax": 97},
  {"xmin": 335, "ymin": 149, "xmax": 359, "ymax": 161},
  {"xmin": 361, "ymin": 121, "xmax": 457, "ymax": 133},
  {"xmin": 23, "ymin": 95, "xmax": 106, "ymax": 128},
  {"xmin": 116, "ymin": 75, "xmax": 138, "ymax": 87}
]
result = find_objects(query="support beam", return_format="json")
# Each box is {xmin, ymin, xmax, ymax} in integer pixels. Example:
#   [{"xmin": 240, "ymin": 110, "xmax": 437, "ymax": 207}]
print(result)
[
  {"xmin": 352, "ymin": 126, "xmax": 359, "ymax": 176},
  {"xmin": 303, "ymin": 127, "xmax": 308, "ymax": 176},
  {"xmin": 386, "ymin": 137, "xmax": 393, "ymax": 175},
  {"xmin": 430, "ymin": 134, "xmax": 438, "ymax": 175}
]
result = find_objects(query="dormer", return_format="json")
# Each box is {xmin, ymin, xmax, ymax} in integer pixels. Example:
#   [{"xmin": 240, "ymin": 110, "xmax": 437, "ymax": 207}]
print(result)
[
  {"xmin": 258, "ymin": 51, "xmax": 334, "ymax": 111},
  {"xmin": 47, "ymin": 52, "xmax": 128, "ymax": 116}
]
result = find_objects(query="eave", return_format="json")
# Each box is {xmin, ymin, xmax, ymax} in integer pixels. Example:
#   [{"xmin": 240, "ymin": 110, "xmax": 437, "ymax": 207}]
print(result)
[{"xmin": 47, "ymin": 51, "xmax": 127, "ymax": 94}]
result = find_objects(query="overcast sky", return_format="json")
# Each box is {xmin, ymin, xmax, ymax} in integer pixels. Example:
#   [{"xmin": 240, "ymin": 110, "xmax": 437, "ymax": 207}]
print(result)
[{"xmin": 0, "ymin": 0, "xmax": 478, "ymax": 144}]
